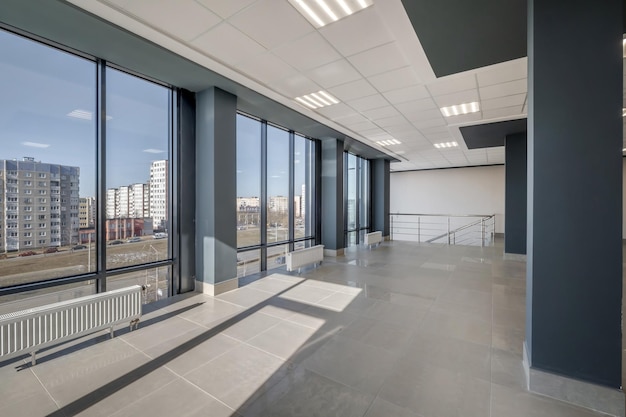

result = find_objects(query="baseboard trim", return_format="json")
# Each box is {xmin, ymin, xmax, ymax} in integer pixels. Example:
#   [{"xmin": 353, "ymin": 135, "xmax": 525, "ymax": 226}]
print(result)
[
  {"xmin": 504, "ymin": 252, "xmax": 527, "ymax": 261},
  {"xmin": 323, "ymin": 248, "xmax": 344, "ymax": 257},
  {"xmin": 523, "ymin": 342, "xmax": 625, "ymax": 417},
  {"xmin": 195, "ymin": 278, "xmax": 239, "ymax": 296}
]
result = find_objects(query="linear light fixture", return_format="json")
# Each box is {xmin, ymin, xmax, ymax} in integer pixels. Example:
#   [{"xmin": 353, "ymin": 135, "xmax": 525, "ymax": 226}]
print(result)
[
  {"xmin": 434, "ymin": 141, "xmax": 458, "ymax": 149},
  {"xmin": 376, "ymin": 139, "xmax": 402, "ymax": 146},
  {"xmin": 295, "ymin": 91, "xmax": 340, "ymax": 109},
  {"xmin": 440, "ymin": 102, "xmax": 480, "ymax": 117},
  {"xmin": 622, "ymin": 108, "xmax": 626, "ymax": 117},
  {"xmin": 289, "ymin": 0, "xmax": 373, "ymax": 28}
]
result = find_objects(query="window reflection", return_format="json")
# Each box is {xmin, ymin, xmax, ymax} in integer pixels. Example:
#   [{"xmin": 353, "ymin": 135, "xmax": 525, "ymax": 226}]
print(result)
[
  {"xmin": 105, "ymin": 68, "xmax": 170, "ymax": 270},
  {"xmin": 0, "ymin": 29, "xmax": 96, "ymax": 286},
  {"xmin": 345, "ymin": 152, "xmax": 370, "ymax": 246}
]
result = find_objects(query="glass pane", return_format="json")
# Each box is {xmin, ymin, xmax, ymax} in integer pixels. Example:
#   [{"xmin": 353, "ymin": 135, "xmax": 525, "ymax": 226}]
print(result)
[
  {"xmin": 359, "ymin": 158, "xmax": 370, "ymax": 230},
  {"xmin": 267, "ymin": 244, "xmax": 289, "ymax": 271},
  {"xmin": 105, "ymin": 68, "xmax": 170, "ymax": 270},
  {"xmin": 346, "ymin": 153, "xmax": 357, "ymax": 233},
  {"xmin": 107, "ymin": 266, "xmax": 170, "ymax": 304},
  {"xmin": 0, "ymin": 280, "xmax": 96, "ymax": 315},
  {"xmin": 266, "ymin": 125, "xmax": 290, "ymax": 244},
  {"xmin": 0, "ymin": 30, "xmax": 97, "ymax": 286},
  {"xmin": 236, "ymin": 115, "xmax": 261, "ymax": 248},
  {"xmin": 294, "ymin": 135, "xmax": 315, "ymax": 240},
  {"xmin": 237, "ymin": 249, "xmax": 260, "ymax": 278}
]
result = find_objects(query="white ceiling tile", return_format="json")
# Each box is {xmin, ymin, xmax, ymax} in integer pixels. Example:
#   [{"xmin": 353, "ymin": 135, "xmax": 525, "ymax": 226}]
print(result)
[
  {"xmin": 195, "ymin": 0, "xmax": 256, "ymax": 19},
  {"xmin": 191, "ymin": 23, "xmax": 266, "ymax": 65},
  {"xmin": 384, "ymin": 123, "xmax": 421, "ymax": 135},
  {"xmin": 228, "ymin": 0, "xmax": 313, "ymax": 49},
  {"xmin": 382, "ymin": 85, "xmax": 430, "ymax": 104},
  {"xmin": 480, "ymin": 79, "xmax": 527, "ymax": 100},
  {"xmin": 272, "ymin": 32, "xmax": 341, "ymax": 72},
  {"xmin": 361, "ymin": 106, "xmax": 400, "ymax": 120},
  {"xmin": 268, "ymin": 73, "xmax": 322, "ymax": 97},
  {"xmin": 375, "ymin": 115, "xmax": 409, "ymax": 128},
  {"xmin": 423, "ymin": 131, "xmax": 452, "ymax": 141},
  {"xmin": 306, "ymin": 59, "xmax": 362, "ymax": 88},
  {"xmin": 481, "ymin": 106, "xmax": 525, "ymax": 120},
  {"xmin": 359, "ymin": 127, "xmax": 387, "ymax": 137},
  {"xmin": 319, "ymin": 6, "xmax": 394, "ymax": 56},
  {"xmin": 347, "ymin": 94, "xmax": 389, "ymax": 112},
  {"xmin": 426, "ymin": 73, "xmax": 476, "ymax": 96},
  {"xmin": 477, "ymin": 57, "xmax": 527, "ymax": 87},
  {"xmin": 432, "ymin": 89, "xmax": 480, "ymax": 108},
  {"xmin": 482, "ymin": 93, "xmax": 526, "ymax": 110},
  {"xmin": 122, "ymin": 0, "xmax": 222, "ymax": 42},
  {"xmin": 334, "ymin": 112, "xmax": 370, "ymax": 126},
  {"xmin": 315, "ymin": 103, "xmax": 357, "ymax": 119},
  {"xmin": 404, "ymin": 107, "xmax": 443, "ymax": 122},
  {"xmin": 235, "ymin": 52, "xmax": 297, "ymax": 84},
  {"xmin": 419, "ymin": 126, "xmax": 449, "ymax": 135},
  {"xmin": 327, "ymin": 79, "xmax": 378, "ymax": 102},
  {"xmin": 395, "ymin": 98, "xmax": 438, "ymax": 118},
  {"xmin": 347, "ymin": 42, "xmax": 408, "ymax": 77},
  {"xmin": 368, "ymin": 66, "xmax": 420, "ymax": 92},
  {"xmin": 412, "ymin": 118, "xmax": 447, "ymax": 129},
  {"xmin": 343, "ymin": 120, "xmax": 378, "ymax": 131}
]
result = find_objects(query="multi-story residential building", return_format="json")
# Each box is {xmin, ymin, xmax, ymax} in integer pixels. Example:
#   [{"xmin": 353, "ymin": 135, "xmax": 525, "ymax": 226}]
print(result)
[
  {"xmin": 0, "ymin": 157, "xmax": 79, "ymax": 251},
  {"xmin": 79, "ymin": 197, "xmax": 95, "ymax": 228},
  {"xmin": 149, "ymin": 160, "xmax": 168, "ymax": 230},
  {"xmin": 106, "ymin": 188, "xmax": 116, "ymax": 219},
  {"xmin": 236, "ymin": 197, "xmax": 260, "ymax": 211},
  {"xmin": 269, "ymin": 195, "xmax": 288, "ymax": 213}
]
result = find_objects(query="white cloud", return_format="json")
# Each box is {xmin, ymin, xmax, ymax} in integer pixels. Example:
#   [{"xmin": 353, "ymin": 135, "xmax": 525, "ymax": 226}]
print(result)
[
  {"xmin": 143, "ymin": 149, "xmax": 166, "ymax": 154},
  {"xmin": 22, "ymin": 141, "xmax": 50, "ymax": 148}
]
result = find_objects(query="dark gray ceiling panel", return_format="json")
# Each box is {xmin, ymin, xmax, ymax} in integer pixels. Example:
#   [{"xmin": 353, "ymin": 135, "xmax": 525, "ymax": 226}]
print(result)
[
  {"xmin": 460, "ymin": 118, "xmax": 527, "ymax": 149},
  {"xmin": 401, "ymin": 0, "xmax": 527, "ymax": 77}
]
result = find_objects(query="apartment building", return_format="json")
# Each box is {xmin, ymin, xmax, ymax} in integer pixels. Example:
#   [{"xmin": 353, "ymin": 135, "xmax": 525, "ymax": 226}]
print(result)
[{"xmin": 0, "ymin": 157, "xmax": 79, "ymax": 250}]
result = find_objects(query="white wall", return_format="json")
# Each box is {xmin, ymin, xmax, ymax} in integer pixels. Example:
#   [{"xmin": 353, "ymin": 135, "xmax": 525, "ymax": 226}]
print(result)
[
  {"xmin": 392, "ymin": 160, "xmax": 626, "ymax": 238},
  {"xmin": 390, "ymin": 165, "xmax": 506, "ymax": 233}
]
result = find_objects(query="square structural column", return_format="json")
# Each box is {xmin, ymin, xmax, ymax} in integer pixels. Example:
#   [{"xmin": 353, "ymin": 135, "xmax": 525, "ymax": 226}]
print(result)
[
  {"xmin": 195, "ymin": 87, "xmax": 238, "ymax": 296},
  {"xmin": 321, "ymin": 138, "xmax": 344, "ymax": 256},
  {"xmin": 526, "ymin": 1, "xmax": 623, "ymax": 415},
  {"xmin": 371, "ymin": 158, "xmax": 390, "ymax": 238},
  {"xmin": 504, "ymin": 132, "xmax": 527, "ymax": 257}
]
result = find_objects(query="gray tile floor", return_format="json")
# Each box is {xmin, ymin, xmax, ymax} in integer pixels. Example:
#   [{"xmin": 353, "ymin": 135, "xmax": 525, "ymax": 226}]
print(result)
[{"xmin": 0, "ymin": 239, "xmax": 620, "ymax": 416}]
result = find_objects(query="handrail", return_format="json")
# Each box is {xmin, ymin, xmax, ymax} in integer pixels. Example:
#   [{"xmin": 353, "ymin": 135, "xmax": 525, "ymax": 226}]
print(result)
[
  {"xmin": 390, "ymin": 213, "xmax": 495, "ymax": 247},
  {"xmin": 425, "ymin": 216, "xmax": 487, "ymax": 243}
]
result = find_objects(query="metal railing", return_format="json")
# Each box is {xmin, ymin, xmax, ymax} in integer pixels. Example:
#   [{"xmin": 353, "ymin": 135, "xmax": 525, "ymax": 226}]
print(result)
[{"xmin": 390, "ymin": 213, "xmax": 496, "ymax": 247}]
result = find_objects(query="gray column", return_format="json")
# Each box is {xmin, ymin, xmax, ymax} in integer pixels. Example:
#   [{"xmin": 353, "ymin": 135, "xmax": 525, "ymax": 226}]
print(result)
[
  {"xmin": 195, "ymin": 87, "xmax": 238, "ymax": 295},
  {"xmin": 526, "ymin": 0, "xmax": 623, "ymax": 413},
  {"xmin": 504, "ymin": 132, "xmax": 526, "ymax": 255},
  {"xmin": 371, "ymin": 158, "xmax": 390, "ymax": 237},
  {"xmin": 321, "ymin": 138, "xmax": 344, "ymax": 256}
]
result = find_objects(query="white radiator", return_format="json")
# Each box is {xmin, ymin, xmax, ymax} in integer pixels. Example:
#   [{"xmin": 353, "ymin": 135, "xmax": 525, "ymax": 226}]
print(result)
[
  {"xmin": 0, "ymin": 285, "xmax": 142, "ymax": 365},
  {"xmin": 364, "ymin": 231, "xmax": 383, "ymax": 247},
  {"xmin": 286, "ymin": 245, "xmax": 324, "ymax": 272}
]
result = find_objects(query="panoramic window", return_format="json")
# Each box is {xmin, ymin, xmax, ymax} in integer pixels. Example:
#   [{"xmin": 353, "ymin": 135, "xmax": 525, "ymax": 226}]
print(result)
[
  {"xmin": 236, "ymin": 113, "xmax": 318, "ymax": 277},
  {"xmin": 0, "ymin": 28, "xmax": 175, "ymax": 306},
  {"xmin": 0, "ymin": 29, "xmax": 96, "ymax": 287}
]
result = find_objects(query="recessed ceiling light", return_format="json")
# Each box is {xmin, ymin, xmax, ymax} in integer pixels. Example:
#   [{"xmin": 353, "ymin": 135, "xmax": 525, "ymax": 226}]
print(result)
[
  {"xmin": 434, "ymin": 141, "xmax": 458, "ymax": 149},
  {"xmin": 295, "ymin": 91, "xmax": 339, "ymax": 109},
  {"xmin": 289, "ymin": 0, "xmax": 373, "ymax": 28},
  {"xmin": 440, "ymin": 102, "xmax": 480, "ymax": 117},
  {"xmin": 376, "ymin": 139, "xmax": 402, "ymax": 146}
]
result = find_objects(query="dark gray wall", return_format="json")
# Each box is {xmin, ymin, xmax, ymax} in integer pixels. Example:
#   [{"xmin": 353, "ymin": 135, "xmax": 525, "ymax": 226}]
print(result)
[
  {"xmin": 504, "ymin": 132, "xmax": 527, "ymax": 255},
  {"xmin": 178, "ymin": 89, "xmax": 196, "ymax": 293},
  {"xmin": 195, "ymin": 87, "xmax": 237, "ymax": 285},
  {"xmin": 526, "ymin": 0, "xmax": 622, "ymax": 387},
  {"xmin": 321, "ymin": 139, "xmax": 345, "ymax": 251},
  {"xmin": 371, "ymin": 159, "xmax": 390, "ymax": 236}
]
